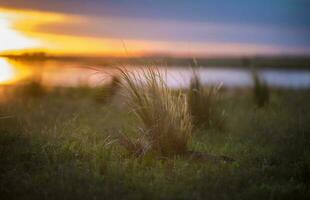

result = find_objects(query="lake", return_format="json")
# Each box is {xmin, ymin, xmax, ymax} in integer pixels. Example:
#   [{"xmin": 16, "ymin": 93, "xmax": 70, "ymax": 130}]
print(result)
[{"xmin": 1, "ymin": 57, "xmax": 310, "ymax": 88}]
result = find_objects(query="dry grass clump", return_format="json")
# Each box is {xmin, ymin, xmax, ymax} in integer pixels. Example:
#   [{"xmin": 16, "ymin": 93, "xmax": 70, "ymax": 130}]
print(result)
[
  {"xmin": 252, "ymin": 71, "xmax": 269, "ymax": 107},
  {"xmin": 188, "ymin": 72, "xmax": 224, "ymax": 129},
  {"xmin": 118, "ymin": 67, "xmax": 192, "ymax": 157},
  {"xmin": 95, "ymin": 75, "xmax": 121, "ymax": 104}
]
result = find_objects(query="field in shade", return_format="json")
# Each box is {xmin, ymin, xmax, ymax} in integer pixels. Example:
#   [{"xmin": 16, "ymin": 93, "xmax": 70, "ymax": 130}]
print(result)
[{"xmin": 0, "ymin": 83, "xmax": 309, "ymax": 200}]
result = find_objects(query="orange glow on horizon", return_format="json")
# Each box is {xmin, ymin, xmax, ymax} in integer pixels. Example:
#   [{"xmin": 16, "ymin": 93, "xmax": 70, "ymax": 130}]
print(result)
[
  {"xmin": 0, "ymin": 7, "xmax": 143, "ymax": 56},
  {"xmin": 0, "ymin": 13, "xmax": 38, "ymax": 52},
  {"xmin": 0, "ymin": 7, "xmax": 292, "ymax": 57}
]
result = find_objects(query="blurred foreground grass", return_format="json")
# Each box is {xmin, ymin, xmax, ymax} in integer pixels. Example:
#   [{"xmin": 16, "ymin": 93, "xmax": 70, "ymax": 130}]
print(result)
[{"xmin": 0, "ymin": 86, "xmax": 310, "ymax": 200}]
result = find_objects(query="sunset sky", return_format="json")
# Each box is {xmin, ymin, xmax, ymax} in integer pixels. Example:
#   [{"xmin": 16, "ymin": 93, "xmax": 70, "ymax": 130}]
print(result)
[{"xmin": 0, "ymin": 0, "xmax": 309, "ymax": 56}]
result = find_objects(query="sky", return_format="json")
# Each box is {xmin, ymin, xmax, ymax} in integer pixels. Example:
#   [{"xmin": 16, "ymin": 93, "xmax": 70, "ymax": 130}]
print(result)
[{"xmin": 0, "ymin": 0, "xmax": 309, "ymax": 56}]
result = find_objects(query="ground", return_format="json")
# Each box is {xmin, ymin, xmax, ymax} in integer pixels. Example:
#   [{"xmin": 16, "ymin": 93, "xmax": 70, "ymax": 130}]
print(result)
[{"xmin": 0, "ymin": 87, "xmax": 310, "ymax": 200}]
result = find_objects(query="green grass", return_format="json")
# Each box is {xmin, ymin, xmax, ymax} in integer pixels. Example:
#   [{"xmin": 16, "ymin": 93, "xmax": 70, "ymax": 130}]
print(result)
[{"xmin": 0, "ymin": 86, "xmax": 310, "ymax": 200}]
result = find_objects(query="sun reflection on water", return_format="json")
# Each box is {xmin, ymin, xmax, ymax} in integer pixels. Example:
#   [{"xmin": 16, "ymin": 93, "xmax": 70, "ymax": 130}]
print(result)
[
  {"xmin": 0, "ymin": 59, "xmax": 16, "ymax": 84},
  {"xmin": 0, "ymin": 58, "xmax": 33, "ymax": 84}
]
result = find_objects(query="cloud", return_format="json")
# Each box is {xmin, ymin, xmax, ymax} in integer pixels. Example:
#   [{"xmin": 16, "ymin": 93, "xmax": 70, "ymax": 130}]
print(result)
[
  {"xmin": 1, "ymin": 3, "xmax": 310, "ymax": 56},
  {"xmin": 1, "ymin": 0, "xmax": 310, "ymax": 29},
  {"xmin": 13, "ymin": 10, "xmax": 310, "ymax": 48}
]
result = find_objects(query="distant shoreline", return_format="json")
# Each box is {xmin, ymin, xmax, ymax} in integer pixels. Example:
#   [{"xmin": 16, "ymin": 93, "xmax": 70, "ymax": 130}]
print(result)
[{"xmin": 1, "ymin": 54, "xmax": 310, "ymax": 69}]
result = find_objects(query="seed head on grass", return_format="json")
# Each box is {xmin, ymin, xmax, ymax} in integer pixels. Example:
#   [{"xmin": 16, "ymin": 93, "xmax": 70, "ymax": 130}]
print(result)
[{"xmin": 118, "ymin": 67, "xmax": 192, "ymax": 157}]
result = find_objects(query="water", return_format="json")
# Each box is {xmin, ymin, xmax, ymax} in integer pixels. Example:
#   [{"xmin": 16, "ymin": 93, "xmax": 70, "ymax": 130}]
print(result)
[{"xmin": 1, "ymin": 57, "xmax": 310, "ymax": 88}]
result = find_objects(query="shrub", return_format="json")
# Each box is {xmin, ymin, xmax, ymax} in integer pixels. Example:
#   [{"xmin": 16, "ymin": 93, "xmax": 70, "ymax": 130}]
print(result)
[
  {"xmin": 118, "ymin": 68, "xmax": 192, "ymax": 157},
  {"xmin": 252, "ymin": 71, "xmax": 269, "ymax": 107},
  {"xmin": 19, "ymin": 80, "xmax": 46, "ymax": 98},
  {"xmin": 188, "ymin": 72, "xmax": 224, "ymax": 129},
  {"xmin": 95, "ymin": 75, "xmax": 121, "ymax": 104}
]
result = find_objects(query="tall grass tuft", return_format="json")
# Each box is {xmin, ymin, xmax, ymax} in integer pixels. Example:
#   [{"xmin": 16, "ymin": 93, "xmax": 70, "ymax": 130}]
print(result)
[
  {"xmin": 188, "ymin": 72, "xmax": 224, "ymax": 129},
  {"xmin": 252, "ymin": 71, "xmax": 269, "ymax": 107},
  {"xmin": 95, "ymin": 75, "xmax": 121, "ymax": 104},
  {"xmin": 118, "ymin": 68, "xmax": 192, "ymax": 157}
]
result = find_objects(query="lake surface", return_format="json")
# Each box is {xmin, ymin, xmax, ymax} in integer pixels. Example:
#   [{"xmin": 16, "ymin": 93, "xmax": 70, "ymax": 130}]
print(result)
[{"xmin": 1, "ymin": 57, "xmax": 310, "ymax": 88}]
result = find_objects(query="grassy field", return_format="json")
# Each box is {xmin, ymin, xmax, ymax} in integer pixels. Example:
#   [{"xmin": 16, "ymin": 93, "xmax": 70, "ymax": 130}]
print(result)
[{"xmin": 0, "ymin": 85, "xmax": 310, "ymax": 199}]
